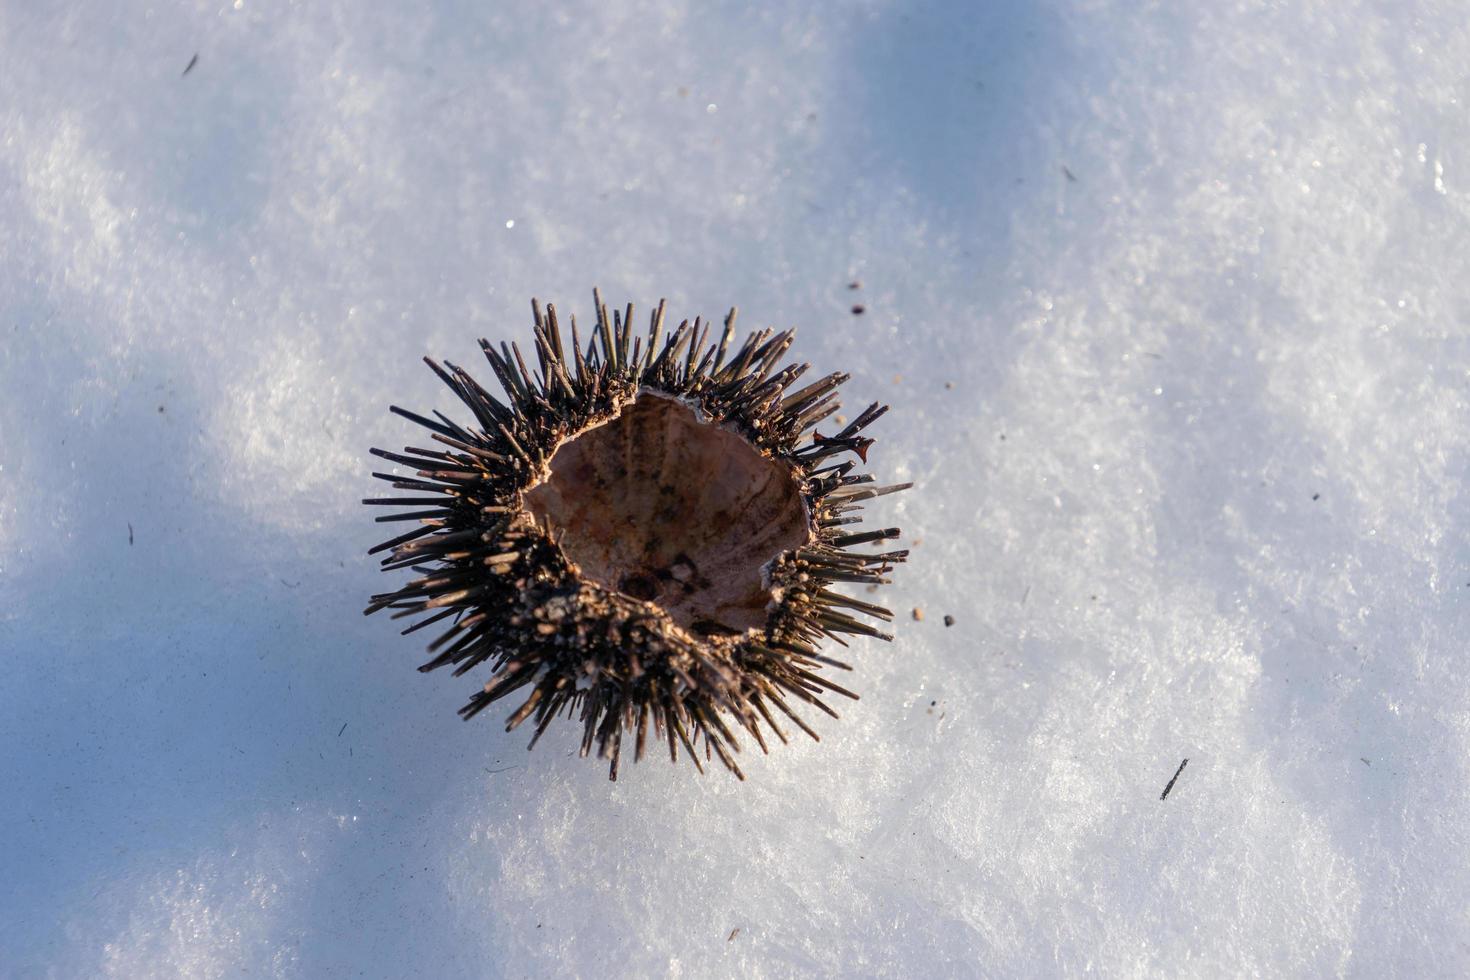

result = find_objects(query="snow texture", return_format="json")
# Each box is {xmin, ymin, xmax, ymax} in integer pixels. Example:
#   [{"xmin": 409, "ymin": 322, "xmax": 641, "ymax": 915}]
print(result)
[{"xmin": 2, "ymin": 1, "xmax": 1469, "ymax": 976}]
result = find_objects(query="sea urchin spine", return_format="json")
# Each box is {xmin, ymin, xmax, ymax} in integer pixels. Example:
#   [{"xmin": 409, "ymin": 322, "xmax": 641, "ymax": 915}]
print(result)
[{"xmin": 365, "ymin": 291, "xmax": 910, "ymax": 779}]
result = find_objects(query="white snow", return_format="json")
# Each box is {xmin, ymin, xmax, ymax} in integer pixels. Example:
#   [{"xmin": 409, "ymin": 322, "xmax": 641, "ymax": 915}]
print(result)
[{"xmin": 3, "ymin": 1, "xmax": 1468, "ymax": 976}]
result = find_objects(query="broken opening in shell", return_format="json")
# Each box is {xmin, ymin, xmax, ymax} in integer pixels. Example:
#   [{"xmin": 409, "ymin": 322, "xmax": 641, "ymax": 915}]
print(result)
[{"xmin": 523, "ymin": 390, "xmax": 812, "ymax": 635}]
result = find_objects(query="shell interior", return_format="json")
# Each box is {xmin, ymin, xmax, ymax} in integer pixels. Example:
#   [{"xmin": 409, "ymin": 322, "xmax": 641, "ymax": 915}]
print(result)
[{"xmin": 524, "ymin": 390, "xmax": 811, "ymax": 635}]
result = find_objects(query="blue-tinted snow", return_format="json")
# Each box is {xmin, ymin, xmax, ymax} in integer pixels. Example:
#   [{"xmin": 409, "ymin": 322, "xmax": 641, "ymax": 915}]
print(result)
[{"xmin": 2, "ymin": 1, "xmax": 1467, "ymax": 976}]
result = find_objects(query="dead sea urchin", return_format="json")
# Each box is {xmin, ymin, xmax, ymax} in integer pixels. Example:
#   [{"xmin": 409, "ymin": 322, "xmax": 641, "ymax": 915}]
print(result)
[{"xmin": 365, "ymin": 291, "xmax": 910, "ymax": 779}]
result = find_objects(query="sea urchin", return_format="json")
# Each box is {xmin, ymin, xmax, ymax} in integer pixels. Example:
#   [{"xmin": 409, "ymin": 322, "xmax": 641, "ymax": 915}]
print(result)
[{"xmin": 365, "ymin": 291, "xmax": 910, "ymax": 779}]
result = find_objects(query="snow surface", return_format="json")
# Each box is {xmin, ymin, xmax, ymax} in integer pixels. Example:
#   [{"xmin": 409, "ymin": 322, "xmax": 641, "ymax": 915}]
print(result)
[{"xmin": 3, "ymin": 1, "xmax": 1469, "ymax": 976}]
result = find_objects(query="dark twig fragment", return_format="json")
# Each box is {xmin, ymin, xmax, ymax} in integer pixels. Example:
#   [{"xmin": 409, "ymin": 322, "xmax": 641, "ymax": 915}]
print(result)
[{"xmin": 1160, "ymin": 758, "xmax": 1189, "ymax": 800}]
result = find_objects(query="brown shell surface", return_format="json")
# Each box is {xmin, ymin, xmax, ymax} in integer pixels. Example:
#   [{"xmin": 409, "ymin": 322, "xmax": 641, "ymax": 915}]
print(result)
[{"xmin": 524, "ymin": 391, "xmax": 810, "ymax": 635}]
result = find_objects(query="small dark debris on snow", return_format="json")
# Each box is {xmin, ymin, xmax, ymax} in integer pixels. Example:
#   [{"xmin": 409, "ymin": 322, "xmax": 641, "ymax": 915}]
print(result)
[
  {"xmin": 1160, "ymin": 758, "xmax": 1189, "ymax": 800},
  {"xmin": 128, "ymin": 522, "xmax": 134, "ymax": 545},
  {"xmin": 1360, "ymin": 757, "xmax": 1371, "ymax": 766},
  {"xmin": 848, "ymin": 280, "xmax": 861, "ymax": 290},
  {"xmin": 912, "ymin": 607, "xmax": 923, "ymax": 622},
  {"xmin": 182, "ymin": 53, "xmax": 199, "ymax": 76},
  {"xmin": 158, "ymin": 405, "xmax": 165, "ymax": 413},
  {"xmin": 943, "ymin": 614, "xmax": 954, "ymax": 627},
  {"xmin": 1312, "ymin": 492, "xmax": 1320, "ymax": 501},
  {"xmin": 1062, "ymin": 165, "xmax": 1077, "ymax": 182},
  {"xmin": 851, "ymin": 304, "xmax": 866, "ymax": 315},
  {"xmin": 728, "ymin": 928, "xmax": 741, "ymax": 942},
  {"xmin": 338, "ymin": 723, "xmax": 347, "ymax": 737}
]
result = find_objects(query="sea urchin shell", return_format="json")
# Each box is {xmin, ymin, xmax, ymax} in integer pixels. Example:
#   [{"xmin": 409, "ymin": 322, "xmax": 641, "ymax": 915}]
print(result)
[{"xmin": 365, "ymin": 291, "xmax": 910, "ymax": 779}]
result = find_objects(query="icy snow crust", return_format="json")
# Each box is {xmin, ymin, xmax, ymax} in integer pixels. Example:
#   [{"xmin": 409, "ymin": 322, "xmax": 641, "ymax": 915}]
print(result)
[{"xmin": 2, "ymin": 1, "xmax": 1468, "ymax": 976}]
